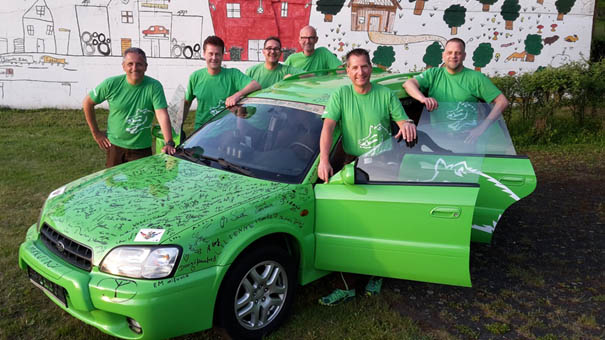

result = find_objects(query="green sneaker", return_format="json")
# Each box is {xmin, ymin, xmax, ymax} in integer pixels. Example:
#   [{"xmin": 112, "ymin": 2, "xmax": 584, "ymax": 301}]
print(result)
[
  {"xmin": 318, "ymin": 289, "xmax": 356, "ymax": 306},
  {"xmin": 365, "ymin": 277, "xmax": 383, "ymax": 296}
]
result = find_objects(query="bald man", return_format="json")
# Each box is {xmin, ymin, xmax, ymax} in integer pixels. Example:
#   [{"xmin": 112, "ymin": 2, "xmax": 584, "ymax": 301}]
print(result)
[{"xmin": 284, "ymin": 25, "xmax": 342, "ymax": 72}]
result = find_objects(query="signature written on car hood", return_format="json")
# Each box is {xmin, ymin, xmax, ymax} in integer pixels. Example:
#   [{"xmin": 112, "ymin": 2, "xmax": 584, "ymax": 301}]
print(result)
[{"xmin": 41, "ymin": 154, "xmax": 292, "ymax": 264}]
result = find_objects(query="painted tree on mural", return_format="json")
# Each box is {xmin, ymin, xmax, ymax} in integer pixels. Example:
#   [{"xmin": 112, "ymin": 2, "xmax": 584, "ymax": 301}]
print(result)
[
  {"xmin": 477, "ymin": 0, "xmax": 498, "ymax": 12},
  {"xmin": 317, "ymin": 0, "xmax": 346, "ymax": 22},
  {"xmin": 524, "ymin": 34, "xmax": 544, "ymax": 62},
  {"xmin": 472, "ymin": 43, "xmax": 494, "ymax": 71},
  {"xmin": 372, "ymin": 46, "xmax": 395, "ymax": 69},
  {"xmin": 423, "ymin": 41, "xmax": 443, "ymax": 68},
  {"xmin": 555, "ymin": 0, "xmax": 576, "ymax": 20},
  {"xmin": 501, "ymin": 0, "xmax": 521, "ymax": 30},
  {"xmin": 443, "ymin": 5, "xmax": 466, "ymax": 35},
  {"xmin": 408, "ymin": 0, "xmax": 427, "ymax": 15}
]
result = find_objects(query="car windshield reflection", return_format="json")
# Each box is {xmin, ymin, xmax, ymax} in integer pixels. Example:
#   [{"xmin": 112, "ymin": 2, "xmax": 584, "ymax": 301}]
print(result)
[
  {"xmin": 356, "ymin": 102, "xmax": 516, "ymax": 184},
  {"xmin": 179, "ymin": 99, "xmax": 323, "ymax": 184}
]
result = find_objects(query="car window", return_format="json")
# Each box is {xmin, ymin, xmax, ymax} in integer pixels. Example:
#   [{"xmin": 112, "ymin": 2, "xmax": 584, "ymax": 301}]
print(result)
[
  {"xmin": 415, "ymin": 102, "xmax": 516, "ymax": 156},
  {"xmin": 355, "ymin": 102, "xmax": 515, "ymax": 184},
  {"xmin": 180, "ymin": 99, "xmax": 323, "ymax": 184}
]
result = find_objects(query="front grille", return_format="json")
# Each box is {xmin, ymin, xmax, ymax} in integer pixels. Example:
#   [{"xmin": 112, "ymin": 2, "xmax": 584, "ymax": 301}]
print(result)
[{"xmin": 40, "ymin": 224, "xmax": 93, "ymax": 271}]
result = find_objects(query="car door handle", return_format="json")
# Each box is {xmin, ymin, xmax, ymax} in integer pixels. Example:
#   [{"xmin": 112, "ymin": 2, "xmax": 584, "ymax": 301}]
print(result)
[
  {"xmin": 430, "ymin": 207, "xmax": 461, "ymax": 219},
  {"xmin": 499, "ymin": 176, "xmax": 525, "ymax": 186}
]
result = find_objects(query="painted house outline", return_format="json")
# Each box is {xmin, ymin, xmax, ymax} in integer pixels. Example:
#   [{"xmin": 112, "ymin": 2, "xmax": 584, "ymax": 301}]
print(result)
[
  {"xmin": 208, "ymin": 0, "xmax": 311, "ymax": 61},
  {"xmin": 107, "ymin": 0, "xmax": 141, "ymax": 56},
  {"xmin": 23, "ymin": 0, "xmax": 57, "ymax": 53},
  {"xmin": 348, "ymin": 0, "xmax": 401, "ymax": 33}
]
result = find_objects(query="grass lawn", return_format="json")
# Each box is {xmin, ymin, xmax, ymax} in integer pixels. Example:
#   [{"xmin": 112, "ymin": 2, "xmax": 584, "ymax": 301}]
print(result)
[{"xmin": 1, "ymin": 108, "xmax": 603, "ymax": 340}]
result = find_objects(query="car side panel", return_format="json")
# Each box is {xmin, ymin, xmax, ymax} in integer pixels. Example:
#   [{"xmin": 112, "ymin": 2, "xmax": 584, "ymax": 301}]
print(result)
[{"xmin": 314, "ymin": 183, "xmax": 479, "ymax": 287}]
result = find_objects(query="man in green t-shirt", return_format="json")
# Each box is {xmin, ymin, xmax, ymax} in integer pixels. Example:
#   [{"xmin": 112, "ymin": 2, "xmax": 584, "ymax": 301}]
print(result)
[
  {"xmin": 83, "ymin": 47, "xmax": 175, "ymax": 168},
  {"xmin": 403, "ymin": 38, "xmax": 509, "ymax": 143},
  {"xmin": 184, "ymin": 36, "xmax": 261, "ymax": 130},
  {"xmin": 246, "ymin": 37, "xmax": 301, "ymax": 88},
  {"xmin": 318, "ymin": 49, "xmax": 416, "ymax": 183},
  {"xmin": 316, "ymin": 48, "xmax": 416, "ymax": 306},
  {"xmin": 284, "ymin": 26, "xmax": 342, "ymax": 72}
]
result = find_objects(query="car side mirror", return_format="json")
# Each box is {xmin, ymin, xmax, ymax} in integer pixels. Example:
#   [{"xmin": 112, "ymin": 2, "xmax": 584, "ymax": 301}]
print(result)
[{"xmin": 327, "ymin": 163, "xmax": 355, "ymax": 185}]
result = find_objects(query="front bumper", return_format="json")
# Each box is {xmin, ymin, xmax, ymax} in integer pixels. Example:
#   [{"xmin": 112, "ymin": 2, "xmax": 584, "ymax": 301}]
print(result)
[{"xmin": 18, "ymin": 225, "xmax": 222, "ymax": 340}]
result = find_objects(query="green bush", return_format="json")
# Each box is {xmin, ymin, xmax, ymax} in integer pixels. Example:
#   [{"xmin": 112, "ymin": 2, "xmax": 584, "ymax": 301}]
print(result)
[{"xmin": 491, "ymin": 60, "xmax": 605, "ymax": 146}]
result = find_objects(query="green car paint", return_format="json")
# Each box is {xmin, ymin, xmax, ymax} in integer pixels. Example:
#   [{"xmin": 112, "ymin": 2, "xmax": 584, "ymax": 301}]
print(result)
[
  {"xmin": 315, "ymin": 172, "xmax": 479, "ymax": 287},
  {"xmin": 18, "ymin": 70, "xmax": 536, "ymax": 340}
]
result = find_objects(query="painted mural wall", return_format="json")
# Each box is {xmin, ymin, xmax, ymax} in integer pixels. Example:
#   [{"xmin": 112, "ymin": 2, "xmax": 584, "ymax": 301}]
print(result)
[{"xmin": 0, "ymin": 0, "xmax": 596, "ymax": 109}]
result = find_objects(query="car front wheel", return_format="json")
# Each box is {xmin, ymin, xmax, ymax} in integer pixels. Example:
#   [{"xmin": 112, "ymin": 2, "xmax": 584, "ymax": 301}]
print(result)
[{"xmin": 216, "ymin": 245, "xmax": 297, "ymax": 340}]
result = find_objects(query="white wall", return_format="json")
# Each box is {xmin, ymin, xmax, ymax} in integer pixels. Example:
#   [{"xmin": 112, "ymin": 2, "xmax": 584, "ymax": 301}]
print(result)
[{"xmin": 0, "ymin": 0, "xmax": 596, "ymax": 109}]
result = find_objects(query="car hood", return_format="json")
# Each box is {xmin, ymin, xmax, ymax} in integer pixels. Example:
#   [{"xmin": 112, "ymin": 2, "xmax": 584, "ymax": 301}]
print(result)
[{"xmin": 41, "ymin": 154, "xmax": 293, "ymax": 264}]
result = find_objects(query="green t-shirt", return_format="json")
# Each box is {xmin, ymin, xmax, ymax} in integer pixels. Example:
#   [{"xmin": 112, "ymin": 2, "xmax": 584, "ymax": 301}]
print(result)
[
  {"xmin": 185, "ymin": 67, "xmax": 253, "ymax": 130},
  {"xmin": 415, "ymin": 67, "xmax": 501, "ymax": 103},
  {"xmin": 322, "ymin": 84, "xmax": 409, "ymax": 157},
  {"xmin": 414, "ymin": 67, "xmax": 502, "ymax": 129},
  {"xmin": 89, "ymin": 75, "xmax": 167, "ymax": 149},
  {"xmin": 245, "ymin": 63, "xmax": 301, "ymax": 88},
  {"xmin": 284, "ymin": 47, "xmax": 341, "ymax": 72}
]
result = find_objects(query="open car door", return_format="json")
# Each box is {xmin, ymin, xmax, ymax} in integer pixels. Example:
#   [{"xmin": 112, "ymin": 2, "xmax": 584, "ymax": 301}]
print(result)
[
  {"xmin": 314, "ymin": 144, "xmax": 484, "ymax": 287},
  {"xmin": 314, "ymin": 102, "xmax": 536, "ymax": 287}
]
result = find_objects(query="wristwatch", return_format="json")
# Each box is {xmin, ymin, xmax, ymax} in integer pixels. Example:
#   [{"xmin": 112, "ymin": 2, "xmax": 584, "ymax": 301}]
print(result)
[{"xmin": 166, "ymin": 140, "xmax": 175, "ymax": 147}]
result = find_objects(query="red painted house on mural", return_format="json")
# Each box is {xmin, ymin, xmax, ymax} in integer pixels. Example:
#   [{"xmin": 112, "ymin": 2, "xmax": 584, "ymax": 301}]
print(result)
[{"xmin": 208, "ymin": 0, "xmax": 311, "ymax": 61}]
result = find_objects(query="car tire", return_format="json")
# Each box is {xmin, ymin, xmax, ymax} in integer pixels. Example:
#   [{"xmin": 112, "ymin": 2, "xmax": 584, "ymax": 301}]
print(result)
[{"xmin": 216, "ymin": 245, "xmax": 297, "ymax": 340}]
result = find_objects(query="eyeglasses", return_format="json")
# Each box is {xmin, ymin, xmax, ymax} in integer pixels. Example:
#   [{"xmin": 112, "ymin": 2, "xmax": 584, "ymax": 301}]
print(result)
[
  {"xmin": 300, "ymin": 36, "xmax": 317, "ymax": 40},
  {"xmin": 264, "ymin": 48, "xmax": 282, "ymax": 52}
]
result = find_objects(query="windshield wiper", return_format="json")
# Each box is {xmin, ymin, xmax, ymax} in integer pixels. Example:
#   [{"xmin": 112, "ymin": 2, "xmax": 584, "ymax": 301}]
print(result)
[
  {"xmin": 178, "ymin": 147, "xmax": 253, "ymax": 177},
  {"xmin": 207, "ymin": 156, "xmax": 254, "ymax": 177},
  {"xmin": 174, "ymin": 147, "xmax": 211, "ymax": 166}
]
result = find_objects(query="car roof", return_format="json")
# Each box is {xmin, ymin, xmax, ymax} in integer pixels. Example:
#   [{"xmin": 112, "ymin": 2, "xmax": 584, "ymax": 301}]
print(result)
[{"xmin": 249, "ymin": 68, "xmax": 419, "ymax": 107}]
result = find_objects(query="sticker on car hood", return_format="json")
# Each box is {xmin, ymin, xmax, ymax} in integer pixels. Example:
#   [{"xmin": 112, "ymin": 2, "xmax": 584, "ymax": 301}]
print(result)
[{"xmin": 134, "ymin": 229, "xmax": 165, "ymax": 242}]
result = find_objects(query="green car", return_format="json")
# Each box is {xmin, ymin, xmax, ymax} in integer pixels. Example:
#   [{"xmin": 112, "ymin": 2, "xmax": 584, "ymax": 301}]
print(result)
[{"xmin": 18, "ymin": 69, "xmax": 536, "ymax": 340}]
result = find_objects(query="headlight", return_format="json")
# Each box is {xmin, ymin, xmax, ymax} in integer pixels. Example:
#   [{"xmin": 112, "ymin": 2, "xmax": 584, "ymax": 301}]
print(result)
[
  {"xmin": 38, "ymin": 185, "xmax": 67, "ymax": 231},
  {"xmin": 100, "ymin": 246, "xmax": 180, "ymax": 279}
]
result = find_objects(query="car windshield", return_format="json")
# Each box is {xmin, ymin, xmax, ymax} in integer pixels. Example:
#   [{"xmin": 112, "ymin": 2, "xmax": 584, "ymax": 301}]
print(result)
[
  {"xmin": 179, "ymin": 98, "xmax": 324, "ymax": 184},
  {"xmin": 356, "ymin": 102, "xmax": 515, "ymax": 184}
]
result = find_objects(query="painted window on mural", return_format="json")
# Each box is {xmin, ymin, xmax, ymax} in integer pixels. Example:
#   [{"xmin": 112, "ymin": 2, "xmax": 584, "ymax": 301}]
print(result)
[
  {"xmin": 36, "ymin": 6, "xmax": 45, "ymax": 16},
  {"xmin": 226, "ymin": 3, "xmax": 241, "ymax": 18},
  {"xmin": 46, "ymin": 25, "xmax": 53, "ymax": 35},
  {"xmin": 121, "ymin": 11, "xmax": 134, "ymax": 24},
  {"xmin": 281, "ymin": 2, "xmax": 288, "ymax": 17},
  {"xmin": 27, "ymin": 25, "xmax": 34, "ymax": 36}
]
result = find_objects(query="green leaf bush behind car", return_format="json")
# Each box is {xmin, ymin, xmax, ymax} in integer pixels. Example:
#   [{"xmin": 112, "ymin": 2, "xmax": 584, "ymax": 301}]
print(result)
[{"xmin": 491, "ymin": 60, "xmax": 605, "ymax": 146}]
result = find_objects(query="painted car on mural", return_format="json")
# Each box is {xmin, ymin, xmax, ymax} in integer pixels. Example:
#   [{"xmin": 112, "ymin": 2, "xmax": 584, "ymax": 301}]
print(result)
[
  {"xmin": 18, "ymin": 69, "xmax": 536, "ymax": 340},
  {"xmin": 142, "ymin": 25, "xmax": 169, "ymax": 38}
]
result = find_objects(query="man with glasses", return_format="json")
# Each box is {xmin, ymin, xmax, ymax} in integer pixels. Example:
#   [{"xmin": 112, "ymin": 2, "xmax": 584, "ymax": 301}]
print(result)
[
  {"xmin": 246, "ymin": 36, "xmax": 301, "ymax": 88},
  {"xmin": 284, "ymin": 26, "xmax": 342, "ymax": 72}
]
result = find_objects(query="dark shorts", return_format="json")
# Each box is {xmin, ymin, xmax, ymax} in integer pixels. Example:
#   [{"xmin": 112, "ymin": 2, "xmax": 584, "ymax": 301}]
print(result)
[{"xmin": 106, "ymin": 145, "xmax": 152, "ymax": 167}]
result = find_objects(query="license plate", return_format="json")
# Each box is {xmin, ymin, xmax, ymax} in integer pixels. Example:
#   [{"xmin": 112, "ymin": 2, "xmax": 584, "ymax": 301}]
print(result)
[{"xmin": 27, "ymin": 266, "xmax": 68, "ymax": 308}]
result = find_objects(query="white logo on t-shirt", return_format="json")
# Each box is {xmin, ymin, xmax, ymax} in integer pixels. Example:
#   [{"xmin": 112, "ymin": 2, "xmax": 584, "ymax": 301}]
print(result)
[
  {"xmin": 125, "ymin": 108, "xmax": 152, "ymax": 134},
  {"xmin": 358, "ymin": 123, "xmax": 389, "ymax": 149}
]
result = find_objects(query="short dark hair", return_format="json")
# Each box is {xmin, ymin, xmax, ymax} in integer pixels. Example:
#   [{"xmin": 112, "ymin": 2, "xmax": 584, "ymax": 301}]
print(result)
[
  {"xmin": 264, "ymin": 36, "xmax": 282, "ymax": 49},
  {"xmin": 345, "ymin": 48, "xmax": 371, "ymax": 66},
  {"xmin": 123, "ymin": 47, "xmax": 147, "ymax": 64},
  {"xmin": 203, "ymin": 35, "xmax": 225, "ymax": 53},
  {"xmin": 445, "ymin": 38, "xmax": 466, "ymax": 50}
]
